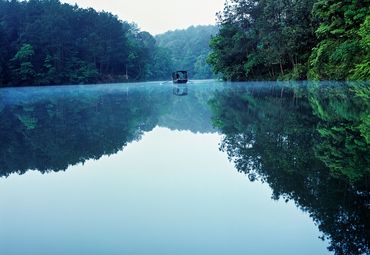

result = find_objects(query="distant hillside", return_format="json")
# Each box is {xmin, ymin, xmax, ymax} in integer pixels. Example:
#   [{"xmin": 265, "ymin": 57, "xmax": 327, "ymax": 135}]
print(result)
[{"xmin": 156, "ymin": 25, "xmax": 219, "ymax": 80}]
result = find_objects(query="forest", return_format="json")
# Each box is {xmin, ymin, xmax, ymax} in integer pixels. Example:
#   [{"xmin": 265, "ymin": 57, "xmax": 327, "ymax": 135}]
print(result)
[
  {"xmin": 0, "ymin": 0, "xmax": 169, "ymax": 85},
  {"xmin": 0, "ymin": 0, "xmax": 216, "ymax": 86},
  {"xmin": 156, "ymin": 25, "xmax": 218, "ymax": 79},
  {"xmin": 208, "ymin": 0, "xmax": 370, "ymax": 81},
  {"xmin": 0, "ymin": 0, "xmax": 369, "ymax": 86}
]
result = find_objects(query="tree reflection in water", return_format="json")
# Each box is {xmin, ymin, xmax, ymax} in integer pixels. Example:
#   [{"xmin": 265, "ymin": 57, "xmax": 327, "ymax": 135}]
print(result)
[
  {"xmin": 209, "ymin": 82, "xmax": 369, "ymax": 255},
  {"xmin": 0, "ymin": 82, "xmax": 368, "ymax": 255},
  {"xmin": 0, "ymin": 83, "xmax": 215, "ymax": 176},
  {"xmin": 0, "ymin": 85, "xmax": 170, "ymax": 176}
]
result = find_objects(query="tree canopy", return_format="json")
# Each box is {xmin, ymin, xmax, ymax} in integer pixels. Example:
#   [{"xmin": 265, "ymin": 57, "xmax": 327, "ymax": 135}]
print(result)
[
  {"xmin": 156, "ymin": 25, "xmax": 218, "ymax": 79},
  {"xmin": 208, "ymin": 0, "xmax": 370, "ymax": 81},
  {"xmin": 0, "ymin": 0, "xmax": 174, "ymax": 86}
]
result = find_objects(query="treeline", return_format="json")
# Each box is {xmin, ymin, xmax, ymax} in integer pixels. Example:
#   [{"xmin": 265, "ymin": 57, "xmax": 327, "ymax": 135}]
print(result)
[
  {"xmin": 208, "ymin": 0, "xmax": 370, "ymax": 81},
  {"xmin": 0, "ymin": 0, "xmax": 173, "ymax": 86},
  {"xmin": 156, "ymin": 25, "xmax": 218, "ymax": 79}
]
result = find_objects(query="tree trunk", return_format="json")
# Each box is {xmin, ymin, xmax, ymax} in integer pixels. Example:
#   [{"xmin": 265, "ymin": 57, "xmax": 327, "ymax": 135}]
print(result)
[{"xmin": 280, "ymin": 61, "xmax": 284, "ymax": 76}]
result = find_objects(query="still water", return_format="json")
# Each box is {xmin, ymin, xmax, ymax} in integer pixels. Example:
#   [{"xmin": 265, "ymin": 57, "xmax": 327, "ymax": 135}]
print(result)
[{"xmin": 0, "ymin": 81, "xmax": 369, "ymax": 255}]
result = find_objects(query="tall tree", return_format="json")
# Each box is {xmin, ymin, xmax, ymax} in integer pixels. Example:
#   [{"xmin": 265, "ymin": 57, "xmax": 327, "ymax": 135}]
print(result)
[{"xmin": 10, "ymin": 43, "xmax": 36, "ymax": 84}]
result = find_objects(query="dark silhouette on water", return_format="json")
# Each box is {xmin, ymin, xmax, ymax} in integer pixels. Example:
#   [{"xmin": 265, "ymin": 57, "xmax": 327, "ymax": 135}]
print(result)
[{"xmin": 172, "ymin": 71, "xmax": 188, "ymax": 84}]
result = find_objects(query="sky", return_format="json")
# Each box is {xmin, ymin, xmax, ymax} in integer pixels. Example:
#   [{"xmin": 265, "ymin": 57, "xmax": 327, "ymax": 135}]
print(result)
[{"xmin": 61, "ymin": 0, "xmax": 225, "ymax": 35}]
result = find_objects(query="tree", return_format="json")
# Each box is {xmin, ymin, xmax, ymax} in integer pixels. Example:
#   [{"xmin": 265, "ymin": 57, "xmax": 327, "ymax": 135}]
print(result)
[
  {"xmin": 10, "ymin": 43, "xmax": 36, "ymax": 85},
  {"xmin": 208, "ymin": 24, "xmax": 250, "ymax": 80}
]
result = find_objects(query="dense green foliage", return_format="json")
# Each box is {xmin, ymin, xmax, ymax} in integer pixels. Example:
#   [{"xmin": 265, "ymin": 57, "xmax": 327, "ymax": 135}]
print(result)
[
  {"xmin": 156, "ymin": 25, "xmax": 218, "ymax": 79},
  {"xmin": 309, "ymin": 0, "xmax": 370, "ymax": 80},
  {"xmin": 208, "ymin": 0, "xmax": 318, "ymax": 80},
  {"xmin": 208, "ymin": 0, "xmax": 370, "ymax": 81},
  {"xmin": 209, "ymin": 82, "xmax": 370, "ymax": 255},
  {"xmin": 0, "ymin": 0, "xmax": 174, "ymax": 86}
]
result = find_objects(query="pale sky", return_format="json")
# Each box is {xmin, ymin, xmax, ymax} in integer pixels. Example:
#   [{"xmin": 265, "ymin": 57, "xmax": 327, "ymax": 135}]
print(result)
[{"xmin": 61, "ymin": 0, "xmax": 225, "ymax": 35}]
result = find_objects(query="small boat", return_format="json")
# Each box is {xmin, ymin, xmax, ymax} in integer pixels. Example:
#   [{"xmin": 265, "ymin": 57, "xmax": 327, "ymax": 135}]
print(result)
[{"xmin": 172, "ymin": 71, "xmax": 188, "ymax": 84}]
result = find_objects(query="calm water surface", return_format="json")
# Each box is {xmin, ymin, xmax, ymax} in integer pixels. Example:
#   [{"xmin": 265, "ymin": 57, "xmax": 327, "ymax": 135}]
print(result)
[{"xmin": 0, "ymin": 81, "xmax": 369, "ymax": 255}]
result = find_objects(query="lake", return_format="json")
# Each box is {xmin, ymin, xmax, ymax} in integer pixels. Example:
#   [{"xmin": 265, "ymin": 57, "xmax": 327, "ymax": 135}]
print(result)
[{"xmin": 0, "ymin": 81, "xmax": 369, "ymax": 255}]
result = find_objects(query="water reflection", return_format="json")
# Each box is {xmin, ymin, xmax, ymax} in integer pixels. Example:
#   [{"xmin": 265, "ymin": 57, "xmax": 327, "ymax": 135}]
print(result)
[
  {"xmin": 0, "ymin": 83, "xmax": 215, "ymax": 177},
  {"xmin": 0, "ymin": 81, "xmax": 369, "ymax": 255},
  {"xmin": 0, "ymin": 85, "xmax": 163, "ymax": 176},
  {"xmin": 209, "ymin": 82, "xmax": 370, "ymax": 255},
  {"xmin": 173, "ymin": 84, "xmax": 188, "ymax": 96}
]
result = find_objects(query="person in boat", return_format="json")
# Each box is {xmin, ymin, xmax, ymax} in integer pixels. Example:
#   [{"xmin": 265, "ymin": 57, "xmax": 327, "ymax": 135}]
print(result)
[{"xmin": 173, "ymin": 71, "xmax": 188, "ymax": 84}]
